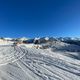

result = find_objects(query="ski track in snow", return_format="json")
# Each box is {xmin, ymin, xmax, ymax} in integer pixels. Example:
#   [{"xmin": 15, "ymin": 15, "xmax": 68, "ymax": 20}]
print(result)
[{"xmin": 0, "ymin": 45, "xmax": 80, "ymax": 80}]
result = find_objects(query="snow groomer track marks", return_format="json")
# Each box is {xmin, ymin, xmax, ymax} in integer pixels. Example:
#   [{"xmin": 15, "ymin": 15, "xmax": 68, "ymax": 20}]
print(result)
[
  {"xmin": 0, "ymin": 45, "xmax": 80, "ymax": 80},
  {"xmin": 0, "ymin": 45, "xmax": 27, "ymax": 65}
]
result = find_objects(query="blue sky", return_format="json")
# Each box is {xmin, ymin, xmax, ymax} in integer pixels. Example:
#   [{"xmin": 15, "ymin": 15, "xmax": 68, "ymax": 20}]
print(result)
[{"xmin": 0, "ymin": 0, "xmax": 80, "ymax": 38}]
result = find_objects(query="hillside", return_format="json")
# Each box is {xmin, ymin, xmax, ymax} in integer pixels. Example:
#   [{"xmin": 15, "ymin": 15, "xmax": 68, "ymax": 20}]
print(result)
[{"xmin": 0, "ymin": 37, "xmax": 80, "ymax": 80}]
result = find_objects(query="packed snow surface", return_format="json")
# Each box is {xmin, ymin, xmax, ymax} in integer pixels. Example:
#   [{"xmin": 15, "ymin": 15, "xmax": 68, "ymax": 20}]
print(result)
[{"xmin": 0, "ymin": 44, "xmax": 80, "ymax": 80}]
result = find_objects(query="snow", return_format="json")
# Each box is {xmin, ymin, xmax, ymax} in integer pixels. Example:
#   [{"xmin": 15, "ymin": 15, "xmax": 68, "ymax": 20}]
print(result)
[
  {"xmin": 4, "ymin": 37, "xmax": 13, "ymax": 41},
  {"xmin": 18, "ymin": 44, "xmax": 34, "ymax": 48},
  {"xmin": 34, "ymin": 37, "xmax": 40, "ymax": 40},
  {"xmin": 0, "ymin": 43, "xmax": 80, "ymax": 80},
  {"xmin": 45, "ymin": 37, "xmax": 49, "ymax": 41},
  {"xmin": 0, "ymin": 39, "xmax": 13, "ymax": 45},
  {"xmin": 19, "ymin": 37, "xmax": 28, "ymax": 41}
]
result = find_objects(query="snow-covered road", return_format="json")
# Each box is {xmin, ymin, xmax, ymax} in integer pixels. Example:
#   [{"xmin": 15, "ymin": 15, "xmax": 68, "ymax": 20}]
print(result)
[{"xmin": 0, "ymin": 45, "xmax": 80, "ymax": 80}]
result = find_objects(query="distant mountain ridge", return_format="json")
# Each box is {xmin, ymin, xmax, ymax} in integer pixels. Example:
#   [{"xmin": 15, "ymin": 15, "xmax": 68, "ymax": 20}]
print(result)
[{"xmin": 0, "ymin": 37, "xmax": 80, "ymax": 47}]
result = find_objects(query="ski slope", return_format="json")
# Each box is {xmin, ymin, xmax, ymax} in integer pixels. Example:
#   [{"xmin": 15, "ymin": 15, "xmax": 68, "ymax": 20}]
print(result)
[{"xmin": 0, "ymin": 45, "xmax": 80, "ymax": 80}]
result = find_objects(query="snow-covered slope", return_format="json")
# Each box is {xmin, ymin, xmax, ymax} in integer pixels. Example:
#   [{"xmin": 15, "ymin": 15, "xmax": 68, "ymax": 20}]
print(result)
[
  {"xmin": 0, "ymin": 39, "xmax": 13, "ymax": 45},
  {"xmin": 0, "ymin": 44, "xmax": 80, "ymax": 80}
]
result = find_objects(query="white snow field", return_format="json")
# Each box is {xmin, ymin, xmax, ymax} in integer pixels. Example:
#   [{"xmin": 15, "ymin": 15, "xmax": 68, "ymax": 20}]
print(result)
[{"xmin": 0, "ymin": 44, "xmax": 80, "ymax": 80}]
